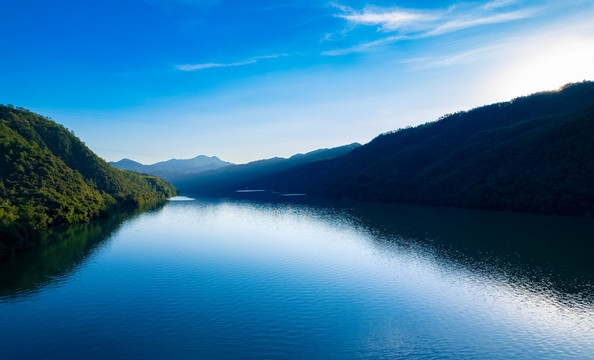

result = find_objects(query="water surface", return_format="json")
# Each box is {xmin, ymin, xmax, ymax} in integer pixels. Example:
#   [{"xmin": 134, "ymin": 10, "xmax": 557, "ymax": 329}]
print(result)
[{"xmin": 1, "ymin": 197, "xmax": 592, "ymax": 359}]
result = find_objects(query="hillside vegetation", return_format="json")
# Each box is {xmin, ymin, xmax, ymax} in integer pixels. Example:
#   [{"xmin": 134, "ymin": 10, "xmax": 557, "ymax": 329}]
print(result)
[
  {"xmin": 187, "ymin": 82, "xmax": 594, "ymax": 216},
  {"xmin": 0, "ymin": 105, "xmax": 175, "ymax": 251}
]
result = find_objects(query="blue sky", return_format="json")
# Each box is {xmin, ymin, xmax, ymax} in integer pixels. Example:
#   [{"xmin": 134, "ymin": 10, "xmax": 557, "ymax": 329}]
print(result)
[{"xmin": 2, "ymin": 0, "xmax": 593, "ymax": 164}]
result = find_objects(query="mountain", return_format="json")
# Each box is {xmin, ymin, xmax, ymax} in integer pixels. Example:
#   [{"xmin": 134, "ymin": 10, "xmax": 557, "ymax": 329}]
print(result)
[
  {"xmin": 0, "ymin": 105, "xmax": 176, "ymax": 255},
  {"xmin": 187, "ymin": 82, "xmax": 594, "ymax": 216},
  {"xmin": 151, "ymin": 155, "xmax": 232, "ymax": 172},
  {"xmin": 110, "ymin": 158, "xmax": 146, "ymax": 172},
  {"xmin": 110, "ymin": 155, "xmax": 233, "ymax": 182},
  {"xmin": 175, "ymin": 143, "xmax": 362, "ymax": 195}
]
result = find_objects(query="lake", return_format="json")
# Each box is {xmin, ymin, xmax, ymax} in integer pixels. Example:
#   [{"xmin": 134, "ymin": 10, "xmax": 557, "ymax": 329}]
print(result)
[{"xmin": 1, "ymin": 196, "xmax": 593, "ymax": 359}]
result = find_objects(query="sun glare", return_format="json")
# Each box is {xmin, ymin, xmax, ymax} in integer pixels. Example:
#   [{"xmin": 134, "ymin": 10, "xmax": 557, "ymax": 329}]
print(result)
[{"xmin": 494, "ymin": 34, "xmax": 594, "ymax": 99}]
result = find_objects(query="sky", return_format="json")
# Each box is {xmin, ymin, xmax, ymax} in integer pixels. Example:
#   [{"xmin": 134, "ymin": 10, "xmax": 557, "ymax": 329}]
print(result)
[{"xmin": 1, "ymin": 0, "xmax": 594, "ymax": 164}]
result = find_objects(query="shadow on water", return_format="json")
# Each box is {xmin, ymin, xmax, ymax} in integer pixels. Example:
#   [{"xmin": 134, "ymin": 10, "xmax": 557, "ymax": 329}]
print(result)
[
  {"xmin": 209, "ymin": 193, "xmax": 594, "ymax": 300},
  {"xmin": 3, "ymin": 191, "xmax": 593, "ymax": 303},
  {"xmin": 347, "ymin": 201, "xmax": 594, "ymax": 298},
  {"xmin": 0, "ymin": 202, "xmax": 167, "ymax": 300},
  {"xmin": 0, "ymin": 193, "xmax": 591, "ymax": 359}
]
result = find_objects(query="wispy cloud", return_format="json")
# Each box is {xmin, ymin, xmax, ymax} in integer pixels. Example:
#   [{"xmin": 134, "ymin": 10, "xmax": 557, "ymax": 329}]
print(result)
[
  {"xmin": 426, "ymin": 9, "xmax": 538, "ymax": 36},
  {"xmin": 338, "ymin": 7, "xmax": 439, "ymax": 32},
  {"xmin": 483, "ymin": 0, "xmax": 518, "ymax": 10},
  {"xmin": 322, "ymin": 35, "xmax": 406, "ymax": 56},
  {"xmin": 325, "ymin": 1, "xmax": 541, "ymax": 55},
  {"xmin": 177, "ymin": 54, "xmax": 287, "ymax": 71},
  {"xmin": 177, "ymin": 60, "xmax": 257, "ymax": 71},
  {"xmin": 401, "ymin": 45, "xmax": 502, "ymax": 69}
]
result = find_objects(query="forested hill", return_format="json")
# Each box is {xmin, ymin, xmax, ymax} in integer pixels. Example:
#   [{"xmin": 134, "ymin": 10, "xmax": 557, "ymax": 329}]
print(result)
[
  {"xmin": 0, "ymin": 105, "xmax": 176, "ymax": 231},
  {"xmin": 219, "ymin": 81, "xmax": 594, "ymax": 216}
]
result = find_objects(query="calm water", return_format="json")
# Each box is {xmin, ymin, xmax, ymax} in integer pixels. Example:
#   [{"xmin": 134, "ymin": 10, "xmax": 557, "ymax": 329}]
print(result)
[{"xmin": 1, "ymin": 197, "xmax": 593, "ymax": 360}]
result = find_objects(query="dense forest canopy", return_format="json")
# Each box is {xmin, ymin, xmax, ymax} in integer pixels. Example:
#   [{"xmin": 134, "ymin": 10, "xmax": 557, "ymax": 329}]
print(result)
[
  {"xmin": 0, "ymin": 105, "xmax": 176, "ymax": 256},
  {"xmin": 180, "ymin": 81, "xmax": 594, "ymax": 217}
]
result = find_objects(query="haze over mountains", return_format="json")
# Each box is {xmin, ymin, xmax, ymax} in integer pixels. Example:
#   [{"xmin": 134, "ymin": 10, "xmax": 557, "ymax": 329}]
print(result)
[
  {"xmin": 173, "ymin": 143, "xmax": 362, "ymax": 194},
  {"xmin": 110, "ymin": 155, "xmax": 233, "ymax": 182},
  {"xmin": 2, "ymin": 79, "xmax": 593, "ymax": 252},
  {"xmin": 177, "ymin": 81, "xmax": 594, "ymax": 217},
  {"xmin": 112, "ymin": 144, "xmax": 361, "ymax": 185}
]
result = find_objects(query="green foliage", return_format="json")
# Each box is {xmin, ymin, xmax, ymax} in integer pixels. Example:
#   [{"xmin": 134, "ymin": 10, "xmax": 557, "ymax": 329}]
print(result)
[
  {"xmin": 0, "ymin": 222, "xmax": 41, "ymax": 258},
  {"xmin": 0, "ymin": 104, "xmax": 176, "ymax": 255}
]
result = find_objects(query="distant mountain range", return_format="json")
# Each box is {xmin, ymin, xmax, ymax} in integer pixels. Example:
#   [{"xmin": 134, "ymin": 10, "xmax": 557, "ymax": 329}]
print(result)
[
  {"xmin": 110, "ymin": 155, "xmax": 233, "ymax": 182},
  {"xmin": 3, "ymin": 79, "xmax": 591, "ymax": 247},
  {"xmin": 174, "ymin": 143, "xmax": 362, "ymax": 194},
  {"xmin": 178, "ymin": 81, "xmax": 594, "ymax": 217},
  {"xmin": 110, "ymin": 144, "xmax": 362, "ymax": 187}
]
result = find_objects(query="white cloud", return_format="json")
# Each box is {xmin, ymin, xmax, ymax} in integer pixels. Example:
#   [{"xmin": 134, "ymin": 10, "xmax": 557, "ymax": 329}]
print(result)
[
  {"xmin": 401, "ymin": 45, "xmax": 502, "ymax": 69},
  {"xmin": 176, "ymin": 54, "xmax": 287, "ymax": 71},
  {"xmin": 397, "ymin": 15, "xmax": 594, "ymax": 95},
  {"xmin": 177, "ymin": 60, "xmax": 256, "ymax": 71},
  {"xmin": 338, "ymin": 7, "xmax": 438, "ymax": 32},
  {"xmin": 326, "ymin": 1, "xmax": 543, "ymax": 55},
  {"xmin": 337, "ymin": 3, "xmax": 537, "ymax": 35},
  {"xmin": 483, "ymin": 0, "xmax": 518, "ymax": 10},
  {"xmin": 322, "ymin": 35, "xmax": 406, "ymax": 56},
  {"xmin": 426, "ymin": 9, "xmax": 538, "ymax": 36}
]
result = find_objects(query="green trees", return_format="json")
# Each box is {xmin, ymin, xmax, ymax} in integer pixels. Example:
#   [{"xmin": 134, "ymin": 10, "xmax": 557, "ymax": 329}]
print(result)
[{"xmin": 0, "ymin": 105, "xmax": 176, "ymax": 256}]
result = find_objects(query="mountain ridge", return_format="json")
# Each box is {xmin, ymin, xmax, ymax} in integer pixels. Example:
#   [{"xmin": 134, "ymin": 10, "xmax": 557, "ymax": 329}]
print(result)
[
  {"xmin": 174, "ymin": 143, "xmax": 362, "ymax": 194},
  {"xmin": 110, "ymin": 154, "xmax": 233, "ymax": 181},
  {"xmin": 180, "ymin": 81, "xmax": 594, "ymax": 216}
]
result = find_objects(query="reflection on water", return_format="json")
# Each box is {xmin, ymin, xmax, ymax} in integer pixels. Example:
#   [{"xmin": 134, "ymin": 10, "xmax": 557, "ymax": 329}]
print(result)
[
  {"xmin": 347, "ymin": 201, "xmax": 594, "ymax": 299},
  {"xmin": 0, "ymin": 197, "xmax": 592, "ymax": 360},
  {"xmin": 0, "ymin": 202, "xmax": 167, "ymax": 299}
]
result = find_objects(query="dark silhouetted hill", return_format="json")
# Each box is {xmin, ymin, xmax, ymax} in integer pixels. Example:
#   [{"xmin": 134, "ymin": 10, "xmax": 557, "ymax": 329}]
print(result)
[{"xmin": 184, "ymin": 82, "xmax": 594, "ymax": 216}]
